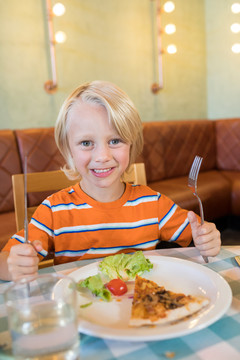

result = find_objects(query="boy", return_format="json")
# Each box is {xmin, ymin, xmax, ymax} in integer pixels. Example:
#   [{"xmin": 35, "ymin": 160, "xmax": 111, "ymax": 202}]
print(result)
[{"xmin": 0, "ymin": 81, "xmax": 221, "ymax": 281}]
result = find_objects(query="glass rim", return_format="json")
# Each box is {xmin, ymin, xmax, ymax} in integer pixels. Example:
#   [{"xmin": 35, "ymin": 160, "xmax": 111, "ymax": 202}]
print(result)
[{"xmin": 4, "ymin": 272, "xmax": 76, "ymax": 297}]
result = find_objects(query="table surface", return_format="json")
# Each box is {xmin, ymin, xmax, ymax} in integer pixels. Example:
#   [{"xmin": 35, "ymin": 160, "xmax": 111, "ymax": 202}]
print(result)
[{"xmin": 0, "ymin": 246, "xmax": 240, "ymax": 360}]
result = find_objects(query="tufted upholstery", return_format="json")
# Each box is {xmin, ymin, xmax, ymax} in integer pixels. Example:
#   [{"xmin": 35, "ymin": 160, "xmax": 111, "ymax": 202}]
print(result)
[
  {"xmin": 142, "ymin": 120, "xmax": 216, "ymax": 182},
  {"xmin": 15, "ymin": 128, "xmax": 65, "ymax": 207},
  {"xmin": 0, "ymin": 130, "xmax": 22, "ymax": 249},
  {"xmin": 0, "ymin": 130, "xmax": 22, "ymax": 214},
  {"xmin": 215, "ymin": 119, "xmax": 240, "ymax": 216},
  {"xmin": 216, "ymin": 119, "xmax": 240, "ymax": 171},
  {"xmin": 0, "ymin": 119, "xmax": 240, "ymax": 251},
  {"xmin": 0, "ymin": 128, "xmax": 65, "ymax": 250},
  {"xmin": 139, "ymin": 120, "xmax": 230, "ymax": 221},
  {"xmin": 15, "ymin": 128, "xmax": 64, "ymax": 173}
]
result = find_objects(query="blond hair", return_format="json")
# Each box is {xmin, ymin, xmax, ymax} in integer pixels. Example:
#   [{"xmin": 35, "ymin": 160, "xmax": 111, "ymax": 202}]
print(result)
[{"xmin": 55, "ymin": 81, "xmax": 143, "ymax": 180}]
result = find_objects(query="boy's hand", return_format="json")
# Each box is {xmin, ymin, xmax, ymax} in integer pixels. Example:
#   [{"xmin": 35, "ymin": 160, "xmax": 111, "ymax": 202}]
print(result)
[
  {"xmin": 7, "ymin": 240, "xmax": 43, "ymax": 281},
  {"xmin": 188, "ymin": 211, "xmax": 221, "ymax": 258}
]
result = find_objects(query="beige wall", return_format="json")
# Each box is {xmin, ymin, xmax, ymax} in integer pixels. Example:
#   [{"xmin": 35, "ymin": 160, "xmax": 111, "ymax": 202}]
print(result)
[
  {"xmin": 205, "ymin": 0, "xmax": 240, "ymax": 119},
  {"xmin": 0, "ymin": 0, "xmax": 238, "ymax": 130}
]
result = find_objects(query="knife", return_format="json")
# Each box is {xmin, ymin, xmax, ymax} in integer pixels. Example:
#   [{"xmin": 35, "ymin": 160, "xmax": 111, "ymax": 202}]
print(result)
[
  {"xmin": 24, "ymin": 156, "xmax": 29, "ymax": 244},
  {"xmin": 23, "ymin": 157, "xmax": 48, "ymax": 260},
  {"xmin": 24, "ymin": 156, "xmax": 31, "ymax": 292}
]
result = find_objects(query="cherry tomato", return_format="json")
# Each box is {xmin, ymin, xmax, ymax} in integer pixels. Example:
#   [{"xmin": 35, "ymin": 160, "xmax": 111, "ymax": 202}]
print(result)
[{"xmin": 106, "ymin": 279, "xmax": 127, "ymax": 296}]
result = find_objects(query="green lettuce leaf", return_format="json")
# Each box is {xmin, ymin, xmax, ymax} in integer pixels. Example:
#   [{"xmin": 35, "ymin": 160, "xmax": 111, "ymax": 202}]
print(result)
[
  {"xmin": 99, "ymin": 251, "xmax": 153, "ymax": 281},
  {"xmin": 77, "ymin": 274, "xmax": 111, "ymax": 302}
]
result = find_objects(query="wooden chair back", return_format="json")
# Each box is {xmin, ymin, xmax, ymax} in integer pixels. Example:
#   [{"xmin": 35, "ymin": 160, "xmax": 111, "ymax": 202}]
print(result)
[
  {"xmin": 12, "ymin": 170, "xmax": 77, "ymax": 232},
  {"xmin": 122, "ymin": 162, "xmax": 147, "ymax": 186}
]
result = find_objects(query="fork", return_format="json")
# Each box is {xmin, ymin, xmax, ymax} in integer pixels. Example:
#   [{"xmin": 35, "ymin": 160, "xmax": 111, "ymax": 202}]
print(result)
[{"xmin": 188, "ymin": 156, "xmax": 209, "ymax": 263}]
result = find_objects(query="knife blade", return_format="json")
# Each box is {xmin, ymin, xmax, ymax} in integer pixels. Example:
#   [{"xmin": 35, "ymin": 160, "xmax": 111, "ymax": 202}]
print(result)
[
  {"xmin": 24, "ymin": 156, "xmax": 31, "ymax": 292},
  {"xmin": 24, "ymin": 156, "xmax": 29, "ymax": 244},
  {"xmin": 23, "ymin": 158, "xmax": 48, "ymax": 260}
]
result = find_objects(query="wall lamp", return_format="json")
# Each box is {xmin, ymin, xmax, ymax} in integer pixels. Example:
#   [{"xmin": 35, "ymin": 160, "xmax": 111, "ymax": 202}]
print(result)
[
  {"xmin": 151, "ymin": 1, "xmax": 177, "ymax": 94},
  {"xmin": 44, "ymin": 1, "xmax": 66, "ymax": 94},
  {"xmin": 231, "ymin": 3, "xmax": 240, "ymax": 53}
]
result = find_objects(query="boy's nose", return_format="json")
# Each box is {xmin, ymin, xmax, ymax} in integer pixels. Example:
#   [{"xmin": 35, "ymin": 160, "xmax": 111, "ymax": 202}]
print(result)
[{"xmin": 94, "ymin": 145, "xmax": 111, "ymax": 162}]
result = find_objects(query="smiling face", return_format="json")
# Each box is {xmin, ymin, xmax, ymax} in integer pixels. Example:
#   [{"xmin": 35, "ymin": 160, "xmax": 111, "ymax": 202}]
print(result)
[{"xmin": 67, "ymin": 99, "xmax": 131, "ymax": 202}]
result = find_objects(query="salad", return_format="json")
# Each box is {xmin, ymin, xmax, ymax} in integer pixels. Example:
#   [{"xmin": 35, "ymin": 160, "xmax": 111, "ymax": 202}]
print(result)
[{"xmin": 76, "ymin": 251, "xmax": 153, "ymax": 302}]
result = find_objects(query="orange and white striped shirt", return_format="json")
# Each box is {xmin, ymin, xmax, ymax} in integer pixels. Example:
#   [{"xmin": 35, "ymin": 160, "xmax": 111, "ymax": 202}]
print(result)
[{"xmin": 3, "ymin": 183, "xmax": 193, "ymax": 265}]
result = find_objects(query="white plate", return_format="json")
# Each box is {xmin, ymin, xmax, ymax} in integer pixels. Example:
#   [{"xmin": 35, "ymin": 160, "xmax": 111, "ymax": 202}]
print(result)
[{"xmin": 67, "ymin": 256, "xmax": 232, "ymax": 341}]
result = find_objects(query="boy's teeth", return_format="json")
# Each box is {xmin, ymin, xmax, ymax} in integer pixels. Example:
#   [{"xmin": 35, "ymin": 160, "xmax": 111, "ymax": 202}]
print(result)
[{"xmin": 94, "ymin": 168, "xmax": 111, "ymax": 173}]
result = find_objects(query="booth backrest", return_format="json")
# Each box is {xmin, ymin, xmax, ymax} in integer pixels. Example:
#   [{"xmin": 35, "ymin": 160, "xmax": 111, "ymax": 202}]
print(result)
[
  {"xmin": 15, "ymin": 128, "xmax": 64, "ymax": 173},
  {"xmin": 0, "ymin": 128, "xmax": 65, "ymax": 215},
  {"xmin": 141, "ymin": 120, "xmax": 216, "ymax": 183},
  {"xmin": 215, "ymin": 118, "xmax": 240, "ymax": 171},
  {"xmin": 1, "ymin": 118, "xmax": 240, "ymax": 216},
  {"xmin": 15, "ymin": 128, "xmax": 65, "ymax": 206},
  {"xmin": 0, "ymin": 130, "xmax": 22, "ymax": 214}
]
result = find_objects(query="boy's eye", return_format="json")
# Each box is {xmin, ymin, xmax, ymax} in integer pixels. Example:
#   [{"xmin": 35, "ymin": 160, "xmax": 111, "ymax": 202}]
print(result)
[
  {"xmin": 109, "ymin": 138, "xmax": 121, "ymax": 145},
  {"xmin": 81, "ymin": 140, "xmax": 93, "ymax": 147}
]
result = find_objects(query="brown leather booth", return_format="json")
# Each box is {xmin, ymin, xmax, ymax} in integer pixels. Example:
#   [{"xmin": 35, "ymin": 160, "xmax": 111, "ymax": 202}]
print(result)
[
  {"xmin": 139, "ymin": 120, "xmax": 235, "ymax": 221},
  {"xmin": 0, "ymin": 128, "xmax": 65, "ymax": 250},
  {"xmin": 0, "ymin": 119, "xmax": 239, "ymax": 250}
]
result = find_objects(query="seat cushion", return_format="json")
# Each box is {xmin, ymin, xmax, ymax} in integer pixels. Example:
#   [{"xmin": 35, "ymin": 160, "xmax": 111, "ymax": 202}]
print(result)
[
  {"xmin": 148, "ymin": 170, "xmax": 231, "ymax": 221},
  {"xmin": 221, "ymin": 171, "xmax": 240, "ymax": 216}
]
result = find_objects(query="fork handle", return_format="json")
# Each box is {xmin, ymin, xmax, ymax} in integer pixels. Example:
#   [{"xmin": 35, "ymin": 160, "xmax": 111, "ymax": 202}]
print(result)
[
  {"xmin": 196, "ymin": 195, "xmax": 209, "ymax": 263},
  {"xmin": 196, "ymin": 195, "xmax": 204, "ymax": 225}
]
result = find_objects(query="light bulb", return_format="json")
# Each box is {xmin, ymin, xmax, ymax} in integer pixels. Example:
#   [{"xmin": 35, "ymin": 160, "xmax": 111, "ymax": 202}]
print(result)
[
  {"xmin": 166, "ymin": 44, "xmax": 177, "ymax": 54},
  {"xmin": 231, "ymin": 23, "xmax": 240, "ymax": 33},
  {"xmin": 232, "ymin": 43, "xmax": 240, "ymax": 53},
  {"xmin": 163, "ymin": 1, "xmax": 175, "ymax": 13},
  {"xmin": 164, "ymin": 24, "xmax": 176, "ymax": 34},
  {"xmin": 231, "ymin": 3, "xmax": 240, "ymax": 13},
  {"xmin": 55, "ymin": 31, "xmax": 67, "ymax": 43},
  {"xmin": 52, "ymin": 3, "xmax": 65, "ymax": 16}
]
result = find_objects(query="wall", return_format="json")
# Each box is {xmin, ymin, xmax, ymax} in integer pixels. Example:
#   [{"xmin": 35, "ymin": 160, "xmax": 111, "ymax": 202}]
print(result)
[
  {"xmin": 0, "ymin": 0, "xmax": 238, "ymax": 130},
  {"xmin": 205, "ymin": 0, "xmax": 240, "ymax": 119}
]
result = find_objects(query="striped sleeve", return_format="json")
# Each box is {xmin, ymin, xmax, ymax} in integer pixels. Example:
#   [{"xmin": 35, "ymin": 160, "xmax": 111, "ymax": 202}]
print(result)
[{"xmin": 157, "ymin": 193, "xmax": 192, "ymax": 247}]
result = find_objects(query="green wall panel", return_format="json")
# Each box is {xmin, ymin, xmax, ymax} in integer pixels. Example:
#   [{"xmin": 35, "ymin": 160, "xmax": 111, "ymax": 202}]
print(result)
[{"xmin": 0, "ymin": 0, "xmax": 238, "ymax": 130}]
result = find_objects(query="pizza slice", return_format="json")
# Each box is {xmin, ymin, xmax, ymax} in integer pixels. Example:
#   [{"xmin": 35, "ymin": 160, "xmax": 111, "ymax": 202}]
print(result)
[{"xmin": 129, "ymin": 275, "xmax": 210, "ymax": 327}]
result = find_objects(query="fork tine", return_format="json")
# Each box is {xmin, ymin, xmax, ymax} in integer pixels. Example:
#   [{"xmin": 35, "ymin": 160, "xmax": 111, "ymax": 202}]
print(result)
[
  {"xmin": 189, "ymin": 160, "xmax": 196, "ymax": 179},
  {"xmin": 190, "ymin": 156, "xmax": 199, "ymax": 175},
  {"xmin": 195, "ymin": 156, "xmax": 203, "ymax": 169},
  {"xmin": 192, "ymin": 158, "xmax": 201, "ymax": 179},
  {"xmin": 189, "ymin": 160, "xmax": 197, "ymax": 179},
  {"xmin": 189, "ymin": 156, "xmax": 202, "ymax": 180},
  {"xmin": 189, "ymin": 163, "xmax": 195, "ymax": 179},
  {"xmin": 194, "ymin": 156, "xmax": 203, "ymax": 179}
]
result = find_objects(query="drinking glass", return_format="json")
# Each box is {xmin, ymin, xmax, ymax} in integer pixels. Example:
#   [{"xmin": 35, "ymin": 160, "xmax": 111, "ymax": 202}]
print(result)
[{"xmin": 4, "ymin": 273, "xmax": 80, "ymax": 360}]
